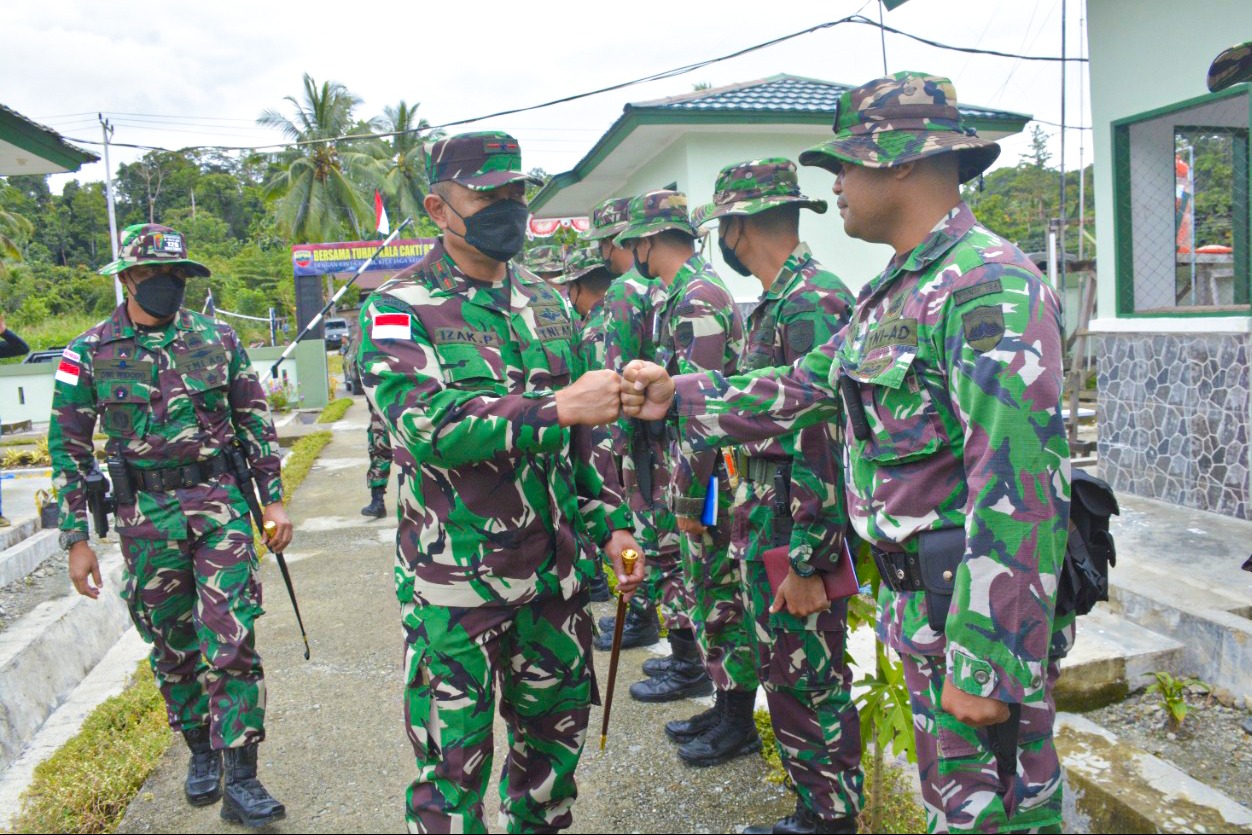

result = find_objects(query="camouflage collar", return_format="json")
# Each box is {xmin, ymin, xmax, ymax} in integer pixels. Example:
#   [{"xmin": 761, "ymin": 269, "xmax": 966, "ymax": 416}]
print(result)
[
  {"xmin": 100, "ymin": 303, "xmax": 194, "ymax": 344},
  {"xmin": 663, "ymin": 252, "xmax": 707, "ymax": 303},
  {"xmin": 762, "ymin": 242, "xmax": 815, "ymax": 301},
  {"xmin": 866, "ymin": 202, "xmax": 975, "ymax": 299}
]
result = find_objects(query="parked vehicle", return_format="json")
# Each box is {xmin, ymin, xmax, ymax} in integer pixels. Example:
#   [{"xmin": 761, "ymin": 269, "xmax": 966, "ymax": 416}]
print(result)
[
  {"xmin": 22, "ymin": 347, "xmax": 65, "ymax": 364},
  {"xmin": 324, "ymin": 317, "xmax": 350, "ymax": 349}
]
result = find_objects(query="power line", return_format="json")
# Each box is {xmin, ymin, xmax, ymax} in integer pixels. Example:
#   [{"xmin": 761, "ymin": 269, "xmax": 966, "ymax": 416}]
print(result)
[{"xmin": 56, "ymin": 15, "xmax": 1089, "ymax": 157}]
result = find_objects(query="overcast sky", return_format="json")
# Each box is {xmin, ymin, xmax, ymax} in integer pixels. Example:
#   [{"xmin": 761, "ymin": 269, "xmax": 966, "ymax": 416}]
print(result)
[{"xmin": 5, "ymin": 0, "xmax": 1092, "ymax": 198}]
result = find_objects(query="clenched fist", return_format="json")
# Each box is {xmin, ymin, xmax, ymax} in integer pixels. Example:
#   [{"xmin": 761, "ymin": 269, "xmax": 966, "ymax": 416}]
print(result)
[
  {"xmin": 555, "ymin": 369, "xmax": 623, "ymax": 427},
  {"xmin": 621, "ymin": 360, "xmax": 675, "ymax": 420}
]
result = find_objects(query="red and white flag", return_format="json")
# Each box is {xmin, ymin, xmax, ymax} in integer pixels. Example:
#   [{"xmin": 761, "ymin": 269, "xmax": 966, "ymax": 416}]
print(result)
[
  {"xmin": 374, "ymin": 190, "xmax": 390, "ymax": 236},
  {"xmin": 371, "ymin": 312, "xmax": 411, "ymax": 341},
  {"xmin": 55, "ymin": 348, "xmax": 81, "ymax": 386}
]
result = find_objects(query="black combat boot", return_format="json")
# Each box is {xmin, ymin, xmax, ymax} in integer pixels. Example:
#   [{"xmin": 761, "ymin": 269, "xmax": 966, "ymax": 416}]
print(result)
[
  {"xmin": 642, "ymin": 628, "xmax": 686, "ymax": 676},
  {"xmin": 665, "ymin": 689, "xmax": 724, "ymax": 743},
  {"xmin": 220, "ymin": 744, "xmax": 286, "ymax": 828},
  {"xmin": 594, "ymin": 599, "xmax": 660, "ymax": 651},
  {"xmin": 182, "ymin": 725, "xmax": 222, "ymax": 806},
  {"xmin": 588, "ymin": 563, "xmax": 612, "ymax": 603},
  {"xmin": 678, "ymin": 689, "xmax": 762, "ymax": 766},
  {"xmin": 360, "ymin": 487, "xmax": 386, "ymax": 518},
  {"xmin": 743, "ymin": 797, "xmax": 858, "ymax": 834},
  {"xmin": 628, "ymin": 628, "xmax": 713, "ymax": 702}
]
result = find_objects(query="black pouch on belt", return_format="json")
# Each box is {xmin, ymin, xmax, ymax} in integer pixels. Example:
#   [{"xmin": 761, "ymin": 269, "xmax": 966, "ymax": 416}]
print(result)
[{"xmin": 918, "ymin": 527, "xmax": 965, "ymax": 634}]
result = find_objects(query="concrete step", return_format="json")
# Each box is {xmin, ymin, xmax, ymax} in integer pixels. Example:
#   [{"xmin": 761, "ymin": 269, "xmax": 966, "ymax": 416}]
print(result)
[
  {"xmin": 1106, "ymin": 563, "xmax": 1252, "ymax": 703},
  {"xmin": 0, "ymin": 543, "xmax": 132, "ymax": 774},
  {"xmin": 0, "ymin": 529, "xmax": 60, "ymax": 587},
  {"xmin": 1056, "ymin": 606, "xmax": 1185, "ymax": 711},
  {"xmin": 0, "ymin": 516, "xmax": 39, "ymax": 553},
  {"xmin": 1057, "ymin": 712, "xmax": 1252, "ymax": 833}
]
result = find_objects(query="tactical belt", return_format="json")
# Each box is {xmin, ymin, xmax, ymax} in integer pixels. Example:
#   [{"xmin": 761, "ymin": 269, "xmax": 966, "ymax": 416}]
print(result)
[
  {"xmin": 872, "ymin": 545, "xmax": 925, "ymax": 593},
  {"xmin": 127, "ymin": 452, "xmax": 230, "ymax": 493}
]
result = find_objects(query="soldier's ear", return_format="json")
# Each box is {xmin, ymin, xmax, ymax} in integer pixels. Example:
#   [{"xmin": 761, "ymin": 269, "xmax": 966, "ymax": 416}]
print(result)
[{"xmin": 424, "ymin": 192, "xmax": 450, "ymax": 232}]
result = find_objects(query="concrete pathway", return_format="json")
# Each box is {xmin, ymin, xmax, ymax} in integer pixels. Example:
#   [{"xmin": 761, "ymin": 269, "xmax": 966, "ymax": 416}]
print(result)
[{"xmin": 118, "ymin": 400, "xmax": 803, "ymax": 833}]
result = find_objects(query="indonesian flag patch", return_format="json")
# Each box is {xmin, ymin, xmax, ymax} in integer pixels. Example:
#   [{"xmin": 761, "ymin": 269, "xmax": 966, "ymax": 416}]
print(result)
[
  {"xmin": 371, "ymin": 312, "xmax": 411, "ymax": 341},
  {"xmin": 55, "ymin": 348, "xmax": 82, "ymax": 386}
]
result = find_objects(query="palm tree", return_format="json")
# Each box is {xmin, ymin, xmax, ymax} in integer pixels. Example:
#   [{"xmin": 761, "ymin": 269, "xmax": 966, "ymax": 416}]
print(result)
[
  {"xmin": 0, "ymin": 207, "xmax": 32, "ymax": 277},
  {"xmin": 257, "ymin": 74, "xmax": 381, "ymax": 243},
  {"xmin": 375, "ymin": 101, "xmax": 442, "ymax": 229}
]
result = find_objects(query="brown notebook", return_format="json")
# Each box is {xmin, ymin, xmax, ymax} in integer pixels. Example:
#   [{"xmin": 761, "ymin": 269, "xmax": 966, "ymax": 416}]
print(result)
[{"xmin": 762, "ymin": 539, "xmax": 861, "ymax": 602}]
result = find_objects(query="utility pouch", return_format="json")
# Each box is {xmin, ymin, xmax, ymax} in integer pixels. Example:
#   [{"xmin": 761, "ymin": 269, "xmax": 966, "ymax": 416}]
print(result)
[{"xmin": 918, "ymin": 526, "xmax": 965, "ymax": 634}]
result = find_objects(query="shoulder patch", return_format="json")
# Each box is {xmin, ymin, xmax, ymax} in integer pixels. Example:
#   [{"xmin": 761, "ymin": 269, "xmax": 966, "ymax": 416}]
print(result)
[
  {"xmin": 962, "ymin": 306, "xmax": 1005, "ymax": 353},
  {"xmin": 786, "ymin": 320, "xmax": 815, "ymax": 354},
  {"xmin": 673, "ymin": 320, "xmax": 695, "ymax": 347},
  {"xmin": 372, "ymin": 311, "xmax": 412, "ymax": 341},
  {"xmin": 952, "ymin": 279, "xmax": 1003, "ymax": 307},
  {"xmin": 55, "ymin": 349, "xmax": 82, "ymax": 386}
]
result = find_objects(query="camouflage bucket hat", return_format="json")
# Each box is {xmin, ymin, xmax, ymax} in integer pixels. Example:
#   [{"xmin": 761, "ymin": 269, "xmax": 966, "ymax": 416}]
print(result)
[
  {"xmin": 798, "ymin": 72, "xmax": 1001, "ymax": 185},
  {"xmin": 562, "ymin": 245, "xmax": 607, "ymax": 283},
  {"xmin": 614, "ymin": 190, "xmax": 705, "ymax": 244},
  {"xmin": 693, "ymin": 158, "xmax": 827, "ymax": 228},
  {"xmin": 580, "ymin": 196, "xmax": 632, "ymax": 241},
  {"xmin": 99, "ymin": 223, "xmax": 211, "ymax": 277},
  {"xmin": 1208, "ymin": 41, "xmax": 1252, "ymax": 92},
  {"xmin": 425, "ymin": 131, "xmax": 544, "ymax": 192},
  {"xmin": 524, "ymin": 244, "xmax": 566, "ymax": 275}
]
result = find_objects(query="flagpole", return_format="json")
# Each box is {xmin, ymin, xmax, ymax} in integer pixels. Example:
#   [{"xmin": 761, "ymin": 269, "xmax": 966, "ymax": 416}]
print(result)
[{"xmin": 266, "ymin": 218, "xmax": 412, "ymax": 383}]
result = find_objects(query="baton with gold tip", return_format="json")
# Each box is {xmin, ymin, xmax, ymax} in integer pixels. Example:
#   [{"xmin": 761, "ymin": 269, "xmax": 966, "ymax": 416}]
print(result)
[{"xmin": 600, "ymin": 548, "xmax": 639, "ymax": 751}]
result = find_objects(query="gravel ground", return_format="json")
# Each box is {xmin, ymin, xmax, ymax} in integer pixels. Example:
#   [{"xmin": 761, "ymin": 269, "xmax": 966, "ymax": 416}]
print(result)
[
  {"xmin": 0, "ymin": 550, "xmax": 70, "ymax": 633},
  {"xmin": 1086, "ymin": 687, "xmax": 1252, "ymax": 809}
]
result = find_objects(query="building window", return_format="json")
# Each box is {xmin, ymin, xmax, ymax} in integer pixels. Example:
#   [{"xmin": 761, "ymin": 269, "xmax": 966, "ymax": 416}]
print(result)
[{"xmin": 1114, "ymin": 88, "xmax": 1250, "ymax": 314}]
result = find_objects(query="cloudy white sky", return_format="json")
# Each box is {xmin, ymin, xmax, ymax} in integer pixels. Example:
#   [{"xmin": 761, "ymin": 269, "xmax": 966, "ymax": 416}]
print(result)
[{"xmin": 5, "ymin": 0, "xmax": 1092, "ymax": 194}]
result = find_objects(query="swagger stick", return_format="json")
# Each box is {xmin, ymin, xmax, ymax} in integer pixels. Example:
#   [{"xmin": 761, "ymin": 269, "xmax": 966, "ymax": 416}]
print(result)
[{"xmin": 600, "ymin": 548, "xmax": 639, "ymax": 751}]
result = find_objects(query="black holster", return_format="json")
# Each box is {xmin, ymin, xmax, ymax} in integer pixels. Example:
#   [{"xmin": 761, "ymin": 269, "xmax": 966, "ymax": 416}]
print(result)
[{"xmin": 918, "ymin": 527, "xmax": 965, "ymax": 634}]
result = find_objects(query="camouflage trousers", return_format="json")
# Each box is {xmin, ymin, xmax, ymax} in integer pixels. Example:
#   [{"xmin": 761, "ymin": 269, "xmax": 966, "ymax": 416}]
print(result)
[
  {"xmin": 366, "ymin": 407, "xmax": 394, "ymax": 490},
  {"xmin": 739, "ymin": 557, "xmax": 864, "ymax": 821},
  {"xmin": 633, "ymin": 506, "xmax": 691, "ymax": 631},
  {"xmin": 680, "ymin": 521, "xmax": 759, "ymax": 693},
  {"xmin": 902, "ymin": 653, "xmax": 1063, "ymax": 833},
  {"xmin": 120, "ymin": 513, "xmax": 265, "ymax": 750},
  {"xmin": 401, "ymin": 592, "xmax": 597, "ymax": 833}
]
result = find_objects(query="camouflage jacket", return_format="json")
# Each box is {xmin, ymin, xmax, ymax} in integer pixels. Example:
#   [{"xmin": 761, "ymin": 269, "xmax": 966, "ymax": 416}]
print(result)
[
  {"xmin": 572, "ymin": 298, "xmax": 607, "ymax": 377},
  {"xmin": 735, "ymin": 243, "xmax": 854, "ymax": 572},
  {"xmin": 655, "ymin": 253, "xmax": 744, "ymax": 518},
  {"xmin": 49, "ymin": 305, "xmax": 282, "ymax": 540},
  {"xmin": 603, "ymin": 270, "xmax": 672, "ymax": 513},
  {"xmin": 673, "ymin": 204, "xmax": 1070, "ymax": 705},
  {"xmin": 358, "ymin": 238, "xmax": 631, "ymax": 609}
]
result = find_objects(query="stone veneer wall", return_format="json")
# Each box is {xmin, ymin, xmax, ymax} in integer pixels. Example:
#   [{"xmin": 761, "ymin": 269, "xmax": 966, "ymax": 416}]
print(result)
[{"xmin": 1097, "ymin": 333, "xmax": 1251, "ymax": 519}]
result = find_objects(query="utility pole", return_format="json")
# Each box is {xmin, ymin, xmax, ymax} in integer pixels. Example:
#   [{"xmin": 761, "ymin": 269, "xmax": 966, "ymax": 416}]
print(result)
[
  {"xmin": 99, "ymin": 114, "xmax": 123, "ymax": 305},
  {"xmin": 1058, "ymin": 0, "xmax": 1068, "ymax": 292}
]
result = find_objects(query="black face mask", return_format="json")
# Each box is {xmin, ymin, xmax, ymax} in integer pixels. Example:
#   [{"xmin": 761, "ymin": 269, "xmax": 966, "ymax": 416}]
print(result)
[
  {"xmin": 632, "ymin": 242, "xmax": 654, "ymax": 280},
  {"xmin": 600, "ymin": 243, "xmax": 623, "ymax": 278},
  {"xmin": 718, "ymin": 229, "xmax": 752, "ymax": 277},
  {"xmin": 131, "ymin": 272, "xmax": 186, "ymax": 319},
  {"xmin": 448, "ymin": 198, "xmax": 529, "ymax": 263}
]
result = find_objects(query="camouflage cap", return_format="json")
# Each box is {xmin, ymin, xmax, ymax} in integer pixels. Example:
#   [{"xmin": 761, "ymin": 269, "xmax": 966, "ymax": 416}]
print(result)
[
  {"xmin": 562, "ymin": 245, "xmax": 608, "ymax": 283},
  {"xmin": 692, "ymin": 158, "xmax": 827, "ymax": 228},
  {"xmin": 614, "ymin": 190, "xmax": 704, "ymax": 244},
  {"xmin": 524, "ymin": 244, "xmax": 566, "ymax": 275},
  {"xmin": 579, "ymin": 196, "xmax": 633, "ymax": 241},
  {"xmin": 1208, "ymin": 42, "xmax": 1252, "ymax": 92},
  {"xmin": 99, "ymin": 223, "xmax": 211, "ymax": 278},
  {"xmin": 799, "ymin": 72, "xmax": 1000, "ymax": 184},
  {"xmin": 425, "ymin": 130, "xmax": 544, "ymax": 192}
]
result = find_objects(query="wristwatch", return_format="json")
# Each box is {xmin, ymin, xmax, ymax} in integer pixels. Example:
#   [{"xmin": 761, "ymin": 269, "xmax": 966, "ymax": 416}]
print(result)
[
  {"xmin": 789, "ymin": 552, "xmax": 816, "ymax": 578},
  {"xmin": 59, "ymin": 530, "xmax": 89, "ymax": 551}
]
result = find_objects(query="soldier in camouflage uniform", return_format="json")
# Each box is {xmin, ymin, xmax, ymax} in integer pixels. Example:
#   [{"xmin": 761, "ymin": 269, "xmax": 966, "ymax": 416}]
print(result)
[
  {"xmin": 52, "ymin": 223, "xmax": 290, "ymax": 828},
  {"xmin": 691, "ymin": 159, "xmax": 864, "ymax": 834},
  {"xmin": 356, "ymin": 131, "xmax": 643, "ymax": 833},
  {"xmin": 623, "ymin": 73, "xmax": 1072, "ymax": 833},
  {"xmin": 615, "ymin": 191, "xmax": 762, "ymax": 767},
  {"xmin": 361, "ymin": 402, "xmax": 394, "ymax": 518},
  {"xmin": 583, "ymin": 197, "xmax": 676, "ymax": 651}
]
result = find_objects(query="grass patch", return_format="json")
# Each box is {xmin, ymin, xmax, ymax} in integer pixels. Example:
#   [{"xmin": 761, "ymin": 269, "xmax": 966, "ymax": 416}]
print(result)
[
  {"xmin": 754, "ymin": 708, "xmax": 926, "ymax": 833},
  {"xmin": 316, "ymin": 397, "xmax": 352, "ymax": 424},
  {"xmin": 326, "ymin": 352, "xmax": 343, "ymax": 376},
  {"xmin": 9, "ymin": 663, "xmax": 171, "ymax": 834}
]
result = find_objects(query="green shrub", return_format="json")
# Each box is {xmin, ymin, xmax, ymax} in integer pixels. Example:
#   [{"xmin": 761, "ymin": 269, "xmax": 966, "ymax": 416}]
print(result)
[{"xmin": 316, "ymin": 397, "xmax": 352, "ymax": 424}]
